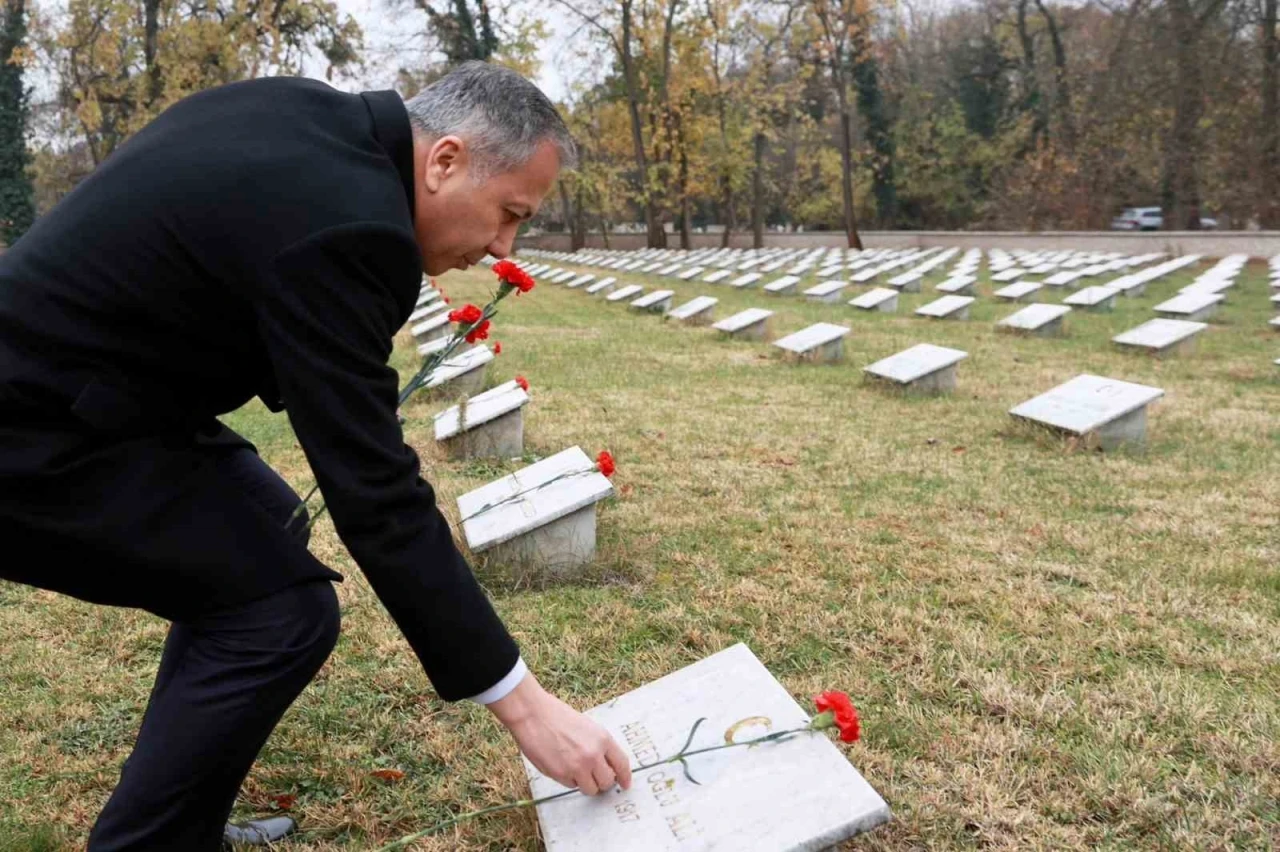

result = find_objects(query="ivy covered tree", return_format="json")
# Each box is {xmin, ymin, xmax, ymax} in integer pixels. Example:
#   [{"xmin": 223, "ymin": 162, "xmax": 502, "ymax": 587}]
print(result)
[{"xmin": 0, "ymin": 0, "xmax": 35, "ymax": 245}]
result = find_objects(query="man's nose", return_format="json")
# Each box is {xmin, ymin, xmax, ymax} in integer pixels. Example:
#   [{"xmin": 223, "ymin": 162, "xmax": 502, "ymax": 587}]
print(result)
[{"xmin": 487, "ymin": 225, "xmax": 518, "ymax": 260}]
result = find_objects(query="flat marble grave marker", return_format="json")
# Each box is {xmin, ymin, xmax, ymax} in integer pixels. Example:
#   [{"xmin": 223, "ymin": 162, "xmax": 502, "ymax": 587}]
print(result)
[
  {"xmin": 991, "ymin": 267, "xmax": 1027, "ymax": 282},
  {"xmin": 567, "ymin": 274, "xmax": 596, "ymax": 289},
  {"xmin": 763, "ymin": 275, "xmax": 801, "ymax": 295},
  {"xmin": 631, "ymin": 289, "xmax": 675, "ymax": 313},
  {"xmin": 411, "ymin": 312, "xmax": 452, "ymax": 343},
  {"xmin": 916, "ymin": 295, "xmax": 975, "ymax": 321},
  {"xmin": 1153, "ymin": 292, "xmax": 1224, "ymax": 323},
  {"xmin": 802, "ymin": 280, "xmax": 849, "ymax": 304},
  {"xmin": 586, "ymin": 277, "xmax": 618, "ymax": 296},
  {"xmin": 998, "ymin": 303, "xmax": 1071, "ymax": 338},
  {"xmin": 551, "ymin": 270, "xmax": 578, "ymax": 284},
  {"xmin": 773, "ymin": 322, "xmax": 850, "ymax": 364},
  {"xmin": 849, "ymin": 287, "xmax": 899, "ymax": 313},
  {"xmin": 607, "ymin": 284, "xmax": 645, "ymax": 304},
  {"xmin": 677, "ymin": 266, "xmax": 706, "ymax": 281},
  {"xmin": 1009, "ymin": 373, "xmax": 1164, "ymax": 451},
  {"xmin": 936, "ymin": 276, "xmax": 977, "ymax": 296},
  {"xmin": 408, "ymin": 300, "xmax": 448, "ymax": 324},
  {"xmin": 458, "ymin": 445, "xmax": 613, "ymax": 580},
  {"xmin": 668, "ymin": 296, "xmax": 718, "ymax": 325},
  {"xmin": 993, "ymin": 281, "xmax": 1041, "ymax": 303},
  {"xmin": 1113, "ymin": 318, "xmax": 1207, "ymax": 357},
  {"xmin": 864, "ymin": 343, "xmax": 968, "ymax": 394},
  {"xmin": 713, "ymin": 307, "xmax": 774, "ymax": 341},
  {"xmin": 525, "ymin": 643, "xmax": 891, "ymax": 852},
  {"xmin": 422, "ymin": 345, "xmax": 493, "ymax": 399},
  {"xmin": 702, "ymin": 269, "xmax": 733, "ymax": 284},
  {"xmin": 657, "ymin": 263, "xmax": 683, "ymax": 277},
  {"xmin": 1064, "ymin": 286, "xmax": 1119, "ymax": 312},
  {"xmin": 1272, "ymin": 316, "xmax": 1280, "ymax": 329},
  {"xmin": 434, "ymin": 379, "xmax": 529, "ymax": 460},
  {"xmin": 728, "ymin": 272, "xmax": 763, "ymax": 289}
]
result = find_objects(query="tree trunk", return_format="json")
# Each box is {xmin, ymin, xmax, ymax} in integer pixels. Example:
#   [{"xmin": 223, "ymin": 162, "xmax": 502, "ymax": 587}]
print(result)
[
  {"xmin": 677, "ymin": 112, "xmax": 692, "ymax": 249},
  {"xmin": 1035, "ymin": 0, "xmax": 1075, "ymax": 150},
  {"xmin": 599, "ymin": 211, "xmax": 611, "ymax": 249},
  {"xmin": 1162, "ymin": 0, "xmax": 1204, "ymax": 230},
  {"xmin": 751, "ymin": 130, "xmax": 765, "ymax": 248},
  {"xmin": 143, "ymin": 0, "xmax": 162, "ymax": 107},
  {"xmin": 572, "ymin": 180, "xmax": 587, "ymax": 250},
  {"xmin": 835, "ymin": 83, "xmax": 863, "ymax": 249},
  {"xmin": 620, "ymin": 0, "xmax": 662, "ymax": 247},
  {"xmin": 1262, "ymin": 0, "xmax": 1279, "ymax": 227}
]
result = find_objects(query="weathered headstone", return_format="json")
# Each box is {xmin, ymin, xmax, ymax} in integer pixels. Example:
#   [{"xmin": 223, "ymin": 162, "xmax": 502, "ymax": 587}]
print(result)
[
  {"xmin": 567, "ymin": 274, "xmax": 596, "ymax": 289},
  {"xmin": 422, "ymin": 345, "xmax": 494, "ymax": 399},
  {"xmin": 864, "ymin": 343, "xmax": 967, "ymax": 394},
  {"xmin": 525, "ymin": 643, "xmax": 891, "ymax": 852},
  {"xmin": 411, "ymin": 312, "xmax": 452, "ymax": 344},
  {"xmin": 763, "ymin": 275, "xmax": 801, "ymax": 296},
  {"xmin": 802, "ymin": 280, "xmax": 849, "ymax": 304},
  {"xmin": 1113, "ymin": 318, "xmax": 1207, "ymax": 357},
  {"xmin": 1153, "ymin": 292, "xmax": 1224, "ymax": 323},
  {"xmin": 434, "ymin": 380, "xmax": 529, "ymax": 460},
  {"xmin": 728, "ymin": 272, "xmax": 763, "ymax": 289},
  {"xmin": 1064, "ymin": 286, "xmax": 1119, "ymax": 312},
  {"xmin": 1009, "ymin": 373, "xmax": 1164, "ymax": 451},
  {"xmin": 991, "ymin": 267, "xmax": 1027, "ymax": 282},
  {"xmin": 997, "ymin": 303, "xmax": 1072, "ymax": 338},
  {"xmin": 713, "ymin": 308, "xmax": 774, "ymax": 341},
  {"xmin": 586, "ymin": 277, "xmax": 618, "ymax": 296},
  {"xmin": 773, "ymin": 323, "xmax": 850, "ymax": 364},
  {"xmin": 551, "ymin": 270, "xmax": 579, "ymax": 284},
  {"xmin": 676, "ymin": 266, "xmax": 707, "ymax": 281},
  {"xmin": 631, "ymin": 290, "xmax": 675, "ymax": 313},
  {"xmin": 408, "ymin": 300, "xmax": 449, "ymax": 324},
  {"xmin": 849, "ymin": 287, "xmax": 899, "ymax": 313},
  {"xmin": 993, "ymin": 281, "xmax": 1042, "ymax": 303},
  {"xmin": 668, "ymin": 296, "xmax": 718, "ymax": 326},
  {"xmin": 703, "ymin": 269, "xmax": 733, "ymax": 284},
  {"xmin": 607, "ymin": 284, "xmax": 645, "ymax": 304},
  {"xmin": 915, "ymin": 295, "xmax": 975, "ymax": 321},
  {"xmin": 457, "ymin": 446, "xmax": 613, "ymax": 580}
]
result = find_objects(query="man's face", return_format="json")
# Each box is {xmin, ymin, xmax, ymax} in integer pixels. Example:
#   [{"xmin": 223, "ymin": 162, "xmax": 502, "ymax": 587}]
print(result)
[{"xmin": 413, "ymin": 136, "xmax": 560, "ymax": 276}]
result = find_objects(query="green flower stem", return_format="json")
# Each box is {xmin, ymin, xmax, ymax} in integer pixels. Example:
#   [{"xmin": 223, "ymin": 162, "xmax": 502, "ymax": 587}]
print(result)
[
  {"xmin": 287, "ymin": 283, "xmax": 515, "ymax": 531},
  {"xmin": 371, "ymin": 722, "xmax": 817, "ymax": 851},
  {"xmin": 454, "ymin": 466, "xmax": 600, "ymax": 526}
]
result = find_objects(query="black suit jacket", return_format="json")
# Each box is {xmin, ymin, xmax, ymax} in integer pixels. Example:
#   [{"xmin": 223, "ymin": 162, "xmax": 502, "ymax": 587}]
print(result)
[{"xmin": 0, "ymin": 77, "xmax": 519, "ymax": 701}]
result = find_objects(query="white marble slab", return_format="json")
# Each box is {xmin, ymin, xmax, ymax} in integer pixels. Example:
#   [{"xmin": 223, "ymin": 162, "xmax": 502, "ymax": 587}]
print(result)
[
  {"xmin": 714, "ymin": 308, "xmax": 774, "ymax": 333},
  {"xmin": 668, "ymin": 296, "xmax": 718, "ymax": 321},
  {"xmin": 607, "ymin": 284, "xmax": 645, "ymax": 303},
  {"xmin": 434, "ymin": 380, "xmax": 530, "ymax": 440},
  {"xmin": 998, "ymin": 303, "xmax": 1072, "ymax": 332},
  {"xmin": 657, "ymin": 264, "xmax": 683, "ymax": 276},
  {"xmin": 1043, "ymin": 271, "xmax": 1082, "ymax": 287},
  {"xmin": 774, "ymin": 322, "xmax": 850, "ymax": 355},
  {"xmin": 631, "ymin": 289, "xmax": 675, "ymax": 311},
  {"xmin": 991, "ymin": 267, "xmax": 1027, "ymax": 282},
  {"xmin": 936, "ymin": 277, "xmax": 977, "ymax": 295},
  {"xmin": 408, "ymin": 301, "xmax": 448, "ymax": 324},
  {"xmin": 849, "ymin": 287, "xmax": 899, "ymax": 311},
  {"xmin": 802, "ymin": 280, "xmax": 848, "ymax": 300},
  {"xmin": 458, "ymin": 446, "xmax": 613, "ymax": 553},
  {"xmin": 1112, "ymin": 318, "xmax": 1208, "ymax": 351},
  {"xmin": 677, "ymin": 266, "xmax": 707, "ymax": 281},
  {"xmin": 1269, "ymin": 316, "xmax": 1280, "ymax": 329},
  {"xmin": 1153, "ymin": 292, "xmax": 1224, "ymax": 318},
  {"xmin": 759, "ymin": 259, "xmax": 789, "ymax": 273},
  {"xmin": 993, "ymin": 281, "xmax": 1042, "ymax": 302},
  {"xmin": 526, "ymin": 643, "xmax": 890, "ymax": 852},
  {"xmin": 763, "ymin": 275, "xmax": 801, "ymax": 294},
  {"xmin": 915, "ymin": 295, "xmax": 975, "ymax": 319},
  {"xmin": 586, "ymin": 277, "xmax": 618, "ymax": 295},
  {"xmin": 1064, "ymin": 286, "xmax": 1120, "ymax": 309},
  {"xmin": 423, "ymin": 344, "xmax": 493, "ymax": 389},
  {"xmin": 728, "ymin": 272, "xmax": 763, "ymax": 289},
  {"xmin": 411, "ymin": 312, "xmax": 452, "ymax": 339},
  {"xmin": 703, "ymin": 269, "xmax": 733, "ymax": 284},
  {"xmin": 864, "ymin": 343, "xmax": 967, "ymax": 384},
  {"xmin": 551, "ymin": 270, "xmax": 579, "ymax": 284},
  {"xmin": 1010, "ymin": 374, "xmax": 1163, "ymax": 434}
]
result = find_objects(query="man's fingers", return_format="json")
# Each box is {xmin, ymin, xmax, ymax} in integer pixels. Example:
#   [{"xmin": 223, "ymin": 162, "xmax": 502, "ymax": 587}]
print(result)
[
  {"xmin": 576, "ymin": 769, "xmax": 601, "ymax": 796},
  {"xmin": 589, "ymin": 760, "xmax": 616, "ymax": 796},
  {"xmin": 605, "ymin": 737, "xmax": 633, "ymax": 790}
]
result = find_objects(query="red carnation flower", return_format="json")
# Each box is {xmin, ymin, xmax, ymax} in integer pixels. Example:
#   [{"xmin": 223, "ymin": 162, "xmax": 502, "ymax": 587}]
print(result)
[
  {"xmin": 465, "ymin": 319, "xmax": 491, "ymax": 344},
  {"xmin": 515, "ymin": 375, "xmax": 529, "ymax": 392},
  {"xmin": 493, "ymin": 259, "xmax": 535, "ymax": 293},
  {"xmin": 443, "ymin": 297, "xmax": 451, "ymax": 304},
  {"xmin": 494, "ymin": 342, "xmax": 502, "ymax": 355},
  {"xmin": 448, "ymin": 304, "xmax": 483, "ymax": 325},
  {"xmin": 814, "ymin": 691, "xmax": 860, "ymax": 743},
  {"xmin": 596, "ymin": 450, "xmax": 615, "ymax": 478}
]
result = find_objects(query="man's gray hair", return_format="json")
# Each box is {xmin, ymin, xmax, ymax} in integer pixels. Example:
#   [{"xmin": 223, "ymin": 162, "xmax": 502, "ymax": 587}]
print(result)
[{"xmin": 404, "ymin": 61, "xmax": 578, "ymax": 178}]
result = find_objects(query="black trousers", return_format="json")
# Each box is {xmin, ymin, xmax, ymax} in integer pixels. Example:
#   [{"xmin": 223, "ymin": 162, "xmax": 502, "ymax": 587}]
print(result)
[{"xmin": 0, "ymin": 441, "xmax": 341, "ymax": 851}]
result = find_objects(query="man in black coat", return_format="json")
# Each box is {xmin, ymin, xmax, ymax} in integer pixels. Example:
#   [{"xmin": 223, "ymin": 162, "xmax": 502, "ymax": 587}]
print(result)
[{"xmin": 0, "ymin": 61, "xmax": 631, "ymax": 850}]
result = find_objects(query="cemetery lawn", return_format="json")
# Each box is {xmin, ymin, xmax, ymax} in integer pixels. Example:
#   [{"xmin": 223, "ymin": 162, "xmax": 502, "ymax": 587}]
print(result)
[{"xmin": 2, "ymin": 258, "xmax": 1278, "ymax": 851}]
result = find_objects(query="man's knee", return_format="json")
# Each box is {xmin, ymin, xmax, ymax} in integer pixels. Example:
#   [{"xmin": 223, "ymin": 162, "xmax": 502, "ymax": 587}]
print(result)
[{"xmin": 264, "ymin": 581, "xmax": 340, "ymax": 669}]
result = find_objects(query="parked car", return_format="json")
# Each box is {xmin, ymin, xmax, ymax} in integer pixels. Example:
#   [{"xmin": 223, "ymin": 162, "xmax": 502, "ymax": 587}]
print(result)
[{"xmin": 1110, "ymin": 207, "xmax": 1218, "ymax": 230}]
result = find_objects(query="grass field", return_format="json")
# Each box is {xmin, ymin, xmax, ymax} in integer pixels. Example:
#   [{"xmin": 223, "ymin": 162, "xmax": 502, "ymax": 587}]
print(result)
[{"xmin": 1, "ymin": 253, "xmax": 1278, "ymax": 851}]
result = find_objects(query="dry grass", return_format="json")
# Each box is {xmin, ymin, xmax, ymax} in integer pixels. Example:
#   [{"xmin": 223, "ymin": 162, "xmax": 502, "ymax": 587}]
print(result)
[{"xmin": 1, "ymin": 256, "xmax": 1278, "ymax": 850}]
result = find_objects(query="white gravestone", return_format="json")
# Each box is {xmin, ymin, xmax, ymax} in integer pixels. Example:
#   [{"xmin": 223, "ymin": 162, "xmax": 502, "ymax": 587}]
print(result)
[
  {"xmin": 607, "ymin": 285, "xmax": 645, "ymax": 303},
  {"xmin": 677, "ymin": 267, "xmax": 707, "ymax": 281},
  {"xmin": 915, "ymin": 295, "xmax": 975, "ymax": 321},
  {"xmin": 1010, "ymin": 374, "xmax": 1164, "ymax": 451},
  {"xmin": 1043, "ymin": 270, "xmax": 1082, "ymax": 288},
  {"xmin": 457, "ymin": 446, "xmax": 613, "ymax": 580},
  {"xmin": 525, "ymin": 643, "xmax": 890, "ymax": 852},
  {"xmin": 864, "ymin": 343, "xmax": 968, "ymax": 394},
  {"xmin": 641, "ymin": 262, "xmax": 666, "ymax": 274},
  {"xmin": 417, "ymin": 335, "xmax": 472, "ymax": 359},
  {"xmin": 1113, "ymin": 318, "xmax": 1207, "ymax": 357},
  {"xmin": 668, "ymin": 296, "xmax": 718, "ymax": 326},
  {"xmin": 1272, "ymin": 316, "xmax": 1280, "ymax": 330},
  {"xmin": 552, "ymin": 270, "xmax": 579, "ymax": 284},
  {"xmin": 1271, "ymin": 293, "xmax": 1280, "ymax": 305},
  {"xmin": 657, "ymin": 264, "xmax": 683, "ymax": 277},
  {"xmin": 991, "ymin": 267, "xmax": 1027, "ymax": 282},
  {"xmin": 411, "ymin": 312, "xmax": 453, "ymax": 344},
  {"xmin": 763, "ymin": 275, "xmax": 801, "ymax": 295},
  {"xmin": 993, "ymin": 281, "xmax": 1042, "ymax": 303},
  {"xmin": 713, "ymin": 308, "xmax": 774, "ymax": 341},
  {"xmin": 1153, "ymin": 292, "xmax": 1224, "ymax": 323},
  {"xmin": 936, "ymin": 276, "xmax": 977, "ymax": 295},
  {"xmin": 728, "ymin": 272, "xmax": 763, "ymax": 289},
  {"xmin": 773, "ymin": 323, "xmax": 850, "ymax": 364},
  {"xmin": 802, "ymin": 280, "xmax": 849, "ymax": 304},
  {"xmin": 632, "ymin": 290, "xmax": 675, "ymax": 313},
  {"xmin": 587, "ymin": 277, "xmax": 618, "ymax": 296},
  {"xmin": 422, "ymin": 345, "xmax": 494, "ymax": 400},
  {"xmin": 849, "ymin": 287, "xmax": 899, "ymax": 313},
  {"xmin": 408, "ymin": 301, "xmax": 448, "ymax": 324},
  {"xmin": 434, "ymin": 380, "xmax": 529, "ymax": 460},
  {"xmin": 567, "ymin": 274, "xmax": 596, "ymax": 289},
  {"xmin": 997, "ymin": 303, "xmax": 1072, "ymax": 338},
  {"xmin": 1064, "ymin": 286, "xmax": 1119, "ymax": 312},
  {"xmin": 702, "ymin": 269, "xmax": 733, "ymax": 284}
]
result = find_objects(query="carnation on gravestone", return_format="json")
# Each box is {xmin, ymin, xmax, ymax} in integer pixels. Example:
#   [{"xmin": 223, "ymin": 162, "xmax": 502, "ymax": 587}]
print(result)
[
  {"xmin": 596, "ymin": 450, "xmax": 615, "ymax": 478},
  {"xmin": 465, "ymin": 319, "xmax": 491, "ymax": 344},
  {"xmin": 813, "ymin": 691, "xmax": 860, "ymax": 743},
  {"xmin": 515, "ymin": 375, "xmax": 529, "ymax": 391},
  {"xmin": 494, "ymin": 342, "xmax": 502, "ymax": 355}
]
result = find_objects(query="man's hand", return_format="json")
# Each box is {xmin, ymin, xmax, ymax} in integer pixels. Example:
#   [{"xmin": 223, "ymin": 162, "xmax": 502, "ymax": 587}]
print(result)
[{"xmin": 487, "ymin": 672, "xmax": 633, "ymax": 795}]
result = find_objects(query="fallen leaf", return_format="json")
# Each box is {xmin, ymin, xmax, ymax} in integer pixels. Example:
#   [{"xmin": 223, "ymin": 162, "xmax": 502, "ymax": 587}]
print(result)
[
  {"xmin": 370, "ymin": 769, "xmax": 406, "ymax": 782},
  {"xmin": 270, "ymin": 794, "xmax": 296, "ymax": 810},
  {"xmin": 952, "ymin": 446, "xmax": 966, "ymax": 453}
]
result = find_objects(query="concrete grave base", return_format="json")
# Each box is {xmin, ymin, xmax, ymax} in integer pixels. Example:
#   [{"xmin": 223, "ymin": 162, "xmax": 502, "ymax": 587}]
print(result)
[
  {"xmin": 867, "ymin": 363, "xmax": 958, "ymax": 395},
  {"xmin": 1116, "ymin": 336, "xmax": 1199, "ymax": 359},
  {"xmin": 783, "ymin": 338, "xmax": 843, "ymax": 364},
  {"xmin": 678, "ymin": 307, "xmax": 715, "ymax": 326},
  {"xmin": 720, "ymin": 317, "xmax": 772, "ymax": 341},
  {"xmin": 1019, "ymin": 406, "xmax": 1151, "ymax": 452},
  {"xmin": 897, "ymin": 279, "xmax": 921, "ymax": 293},
  {"xmin": 424, "ymin": 365, "xmax": 487, "ymax": 401},
  {"xmin": 806, "ymin": 290, "xmax": 845, "ymax": 304},
  {"xmin": 999, "ymin": 315, "xmax": 1066, "ymax": 338},
  {"xmin": 440, "ymin": 408, "xmax": 523, "ymax": 460},
  {"xmin": 1121, "ymin": 282, "xmax": 1147, "ymax": 297},
  {"xmin": 1157, "ymin": 304, "xmax": 1218, "ymax": 323},
  {"xmin": 481, "ymin": 505, "xmax": 598, "ymax": 582}
]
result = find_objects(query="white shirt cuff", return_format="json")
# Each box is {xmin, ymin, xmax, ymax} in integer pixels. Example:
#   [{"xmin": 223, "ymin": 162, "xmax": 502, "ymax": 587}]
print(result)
[{"xmin": 467, "ymin": 657, "xmax": 529, "ymax": 705}]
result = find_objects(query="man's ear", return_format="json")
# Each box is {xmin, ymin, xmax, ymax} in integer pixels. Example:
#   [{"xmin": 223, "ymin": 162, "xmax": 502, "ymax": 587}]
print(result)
[{"xmin": 423, "ymin": 135, "xmax": 466, "ymax": 193}]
